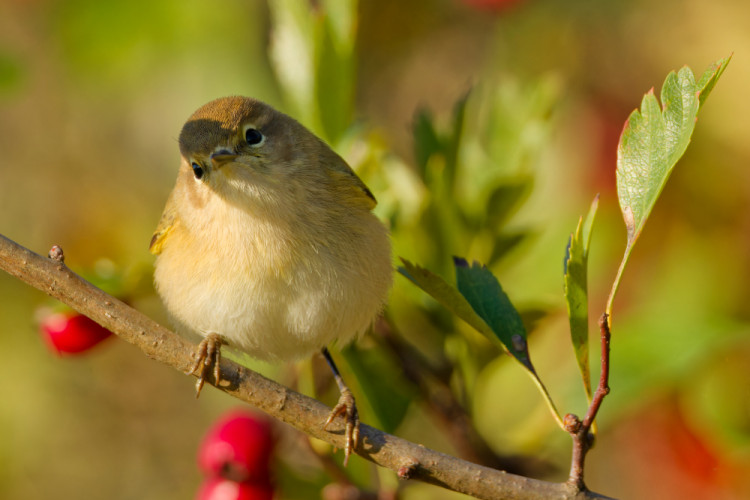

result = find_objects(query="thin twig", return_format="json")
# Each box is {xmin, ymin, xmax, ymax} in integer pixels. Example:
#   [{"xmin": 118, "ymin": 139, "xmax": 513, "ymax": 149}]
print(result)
[
  {"xmin": 0, "ymin": 233, "xmax": 612, "ymax": 500},
  {"xmin": 567, "ymin": 313, "xmax": 612, "ymax": 490}
]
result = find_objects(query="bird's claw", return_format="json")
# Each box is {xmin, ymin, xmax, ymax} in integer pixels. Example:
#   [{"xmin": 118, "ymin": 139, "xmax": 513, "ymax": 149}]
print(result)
[
  {"xmin": 186, "ymin": 333, "xmax": 223, "ymax": 397},
  {"xmin": 324, "ymin": 386, "xmax": 360, "ymax": 466}
]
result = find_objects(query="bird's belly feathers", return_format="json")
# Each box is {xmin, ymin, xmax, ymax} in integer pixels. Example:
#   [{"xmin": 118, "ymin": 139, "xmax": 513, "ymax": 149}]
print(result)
[{"xmin": 153, "ymin": 207, "xmax": 392, "ymax": 361}]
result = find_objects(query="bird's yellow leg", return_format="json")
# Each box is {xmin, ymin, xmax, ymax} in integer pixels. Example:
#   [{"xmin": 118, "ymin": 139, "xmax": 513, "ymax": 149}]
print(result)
[
  {"xmin": 321, "ymin": 347, "xmax": 359, "ymax": 466},
  {"xmin": 187, "ymin": 333, "xmax": 223, "ymax": 397}
]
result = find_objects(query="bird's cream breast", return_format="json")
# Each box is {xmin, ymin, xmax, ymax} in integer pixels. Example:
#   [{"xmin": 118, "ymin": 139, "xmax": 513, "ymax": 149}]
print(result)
[{"xmin": 153, "ymin": 184, "xmax": 392, "ymax": 361}]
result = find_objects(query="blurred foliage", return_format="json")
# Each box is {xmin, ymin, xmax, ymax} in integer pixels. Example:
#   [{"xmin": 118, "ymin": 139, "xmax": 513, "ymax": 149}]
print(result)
[{"xmin": 2, "ymin": 0, "xmax": 750, "ymax": 500}]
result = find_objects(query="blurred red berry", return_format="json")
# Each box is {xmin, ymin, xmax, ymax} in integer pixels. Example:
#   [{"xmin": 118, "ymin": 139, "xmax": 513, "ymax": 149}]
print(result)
[
  {"xmin": 196, "ymin": 477, "xmax": 273, "ymax": 500},
  {"xmin": 198, "ymin": 410, "xmax": 274, "ymax": 484},
  {"xmin": 40, "ymin": 311, "xmax": 113, "ymax": 355}
]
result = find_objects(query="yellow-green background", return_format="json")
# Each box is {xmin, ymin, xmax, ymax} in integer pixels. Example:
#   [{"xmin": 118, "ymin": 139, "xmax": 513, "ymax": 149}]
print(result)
[{"xmin": 2, "ymin": 0, "xmax": 749, "ymax": 499}]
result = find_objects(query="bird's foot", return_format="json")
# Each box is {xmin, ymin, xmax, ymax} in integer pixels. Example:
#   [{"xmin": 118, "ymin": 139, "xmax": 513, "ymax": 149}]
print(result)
[
  {"xmin": 186, "ymin": 333, "xmax": 223, "ymax": 397},
  {"xmin": 324, "ymin": 386, "xmax": 360, "ymax": 466}
]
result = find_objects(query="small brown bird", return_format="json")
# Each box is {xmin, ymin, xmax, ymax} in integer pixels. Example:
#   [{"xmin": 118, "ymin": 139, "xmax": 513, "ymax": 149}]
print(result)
[{"xmin": 150, "ymin": 96, "xmax": 393, "ymax": 463}]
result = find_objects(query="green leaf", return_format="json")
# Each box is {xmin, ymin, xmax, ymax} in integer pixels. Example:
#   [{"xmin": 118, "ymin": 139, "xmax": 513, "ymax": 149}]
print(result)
[
  {"xmin": 398, "ymin": 259, "xmax": 499, "ymax": 345},
  {"xmin": 399, "ymin": 258, "xmax": 564, "ymax": 427},
  {"xmin": 696, "ymin": 54, "xmax": 732, "ymax": 109},
  {"xmin": 616, "ymin": 56, "xmax": 730, "ymax": 247},
  {"xmin": 609, "ymin": 56, "xmax": 730, "ymax": 316},
  {"xmin": 453, "ymin": 257, "xmax": 532, "ymax": 370},
  {"xmin": 563, "ymin": 195, "xmax": 599, "ymax": 401}
]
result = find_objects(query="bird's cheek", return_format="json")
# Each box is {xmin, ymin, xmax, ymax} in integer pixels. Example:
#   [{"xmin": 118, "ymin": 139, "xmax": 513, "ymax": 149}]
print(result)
[{"xmin": 224, "ymin": 164, "xmax": 257, "ymax": 185}]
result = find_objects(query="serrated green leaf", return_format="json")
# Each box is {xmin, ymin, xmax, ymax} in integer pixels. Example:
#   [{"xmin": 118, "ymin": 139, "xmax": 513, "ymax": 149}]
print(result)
[
  {"xmin": 696, "ymin": 55, "xmax": 732, "ymax": 109},
  {"xmin": 400, "ymin": 257, "xmax": 563, "ymax": 427},
  {"xmin": 400, "ymin": 257, "xmax": 533, "ymax": 368},
  {"xmin": 453, "ymin": 257, "xmax": 532, "ymax": 370},
  {"xmin": 616, "ymin": 57, "xmax": 729, "ymax": 246},
  {"xmin": 398, "ymin": 259, "xmax": 499, "ymax": 344},
  {"xmin": 609, "ymin": 57, "xmax": 730, "ymax": 317},
  {"xmin": 563, "ymin": 195, "xmax": 599, "ymax": 401},
  {"xmin": 617, "ymin": 76, "xmax": 693, "ymax": 244}
]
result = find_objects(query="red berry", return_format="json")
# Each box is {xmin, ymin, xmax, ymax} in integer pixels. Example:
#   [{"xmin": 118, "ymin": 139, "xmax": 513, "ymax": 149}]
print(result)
[
  {"xmin": 198, "ymin": 410, "xmax": 274, "ymax": 483},
  {"xmin": 40, "ymin": 311, "xmax": 113, "ymax": 355},
  {"xmin": 196, "ymin": 478, "xmax": 273, "ymax": 500}
]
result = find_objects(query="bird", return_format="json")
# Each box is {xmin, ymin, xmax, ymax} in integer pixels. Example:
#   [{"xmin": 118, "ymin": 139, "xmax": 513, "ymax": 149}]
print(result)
[{"xmin": 149, "ymin": 96, "xmax": 393, "ymax": 464}]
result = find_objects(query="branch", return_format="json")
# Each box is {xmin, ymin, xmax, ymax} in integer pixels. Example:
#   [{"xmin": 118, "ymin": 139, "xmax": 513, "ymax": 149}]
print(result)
[
  {"xmin": 0, "ymin": 233, "xmax": 611, "ymax": 500},
  {"xmin": 567, "ymin": 313, "xmax": 612, "ymax": 489}
]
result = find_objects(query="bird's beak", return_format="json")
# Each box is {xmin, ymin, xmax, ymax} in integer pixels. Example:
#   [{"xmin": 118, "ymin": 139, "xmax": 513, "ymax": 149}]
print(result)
[{"xmin": 210, "ymin": 150, "xmax": 238, "ymax": 168}]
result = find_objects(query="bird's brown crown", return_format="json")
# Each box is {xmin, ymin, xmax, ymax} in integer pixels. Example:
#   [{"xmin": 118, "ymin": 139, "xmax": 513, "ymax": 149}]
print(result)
[{"xmin": 178, "ymin": 96, "xmax": 273, "ymax": 158}]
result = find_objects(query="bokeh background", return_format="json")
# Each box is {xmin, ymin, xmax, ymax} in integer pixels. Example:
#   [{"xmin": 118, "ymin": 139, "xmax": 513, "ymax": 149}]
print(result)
[{"xmin": 2, "ymin": 0, "xmax": 750, "ymax": 499}]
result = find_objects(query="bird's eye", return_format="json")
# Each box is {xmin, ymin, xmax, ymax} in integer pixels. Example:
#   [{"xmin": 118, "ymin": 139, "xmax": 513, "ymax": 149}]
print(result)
[
  {"xmin": 191, "ymin": 162, "xmax": 204, "ymax": 180},
  {"xmin": 245, "ymin": 128, "xmax": 264, "ymax": 146}
]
